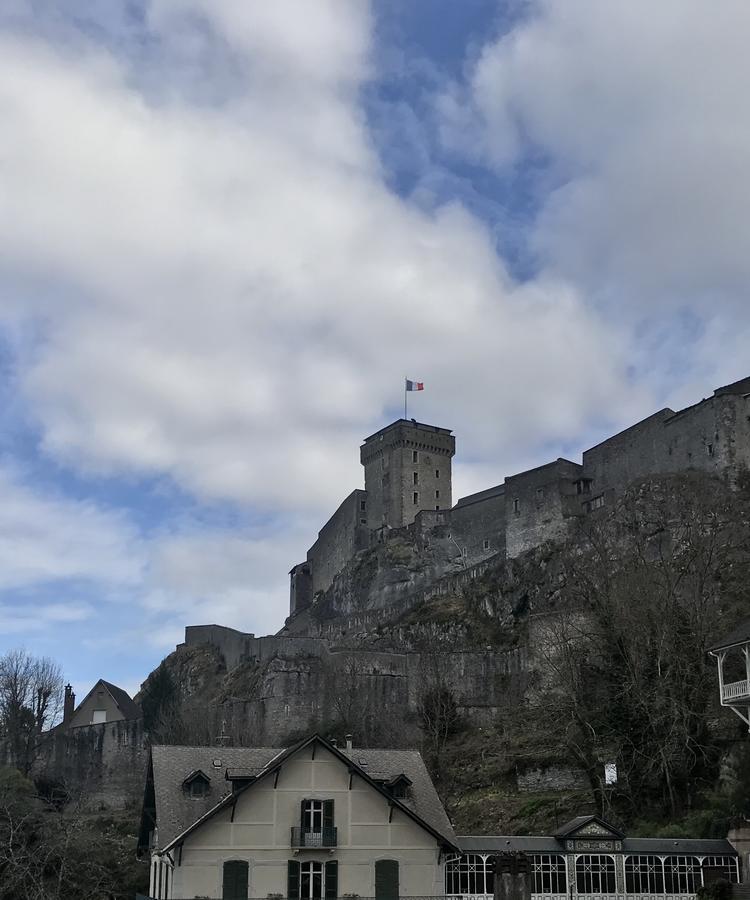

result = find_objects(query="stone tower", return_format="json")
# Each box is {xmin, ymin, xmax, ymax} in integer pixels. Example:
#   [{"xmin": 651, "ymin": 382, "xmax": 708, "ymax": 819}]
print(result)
[{"xmin": 360, "ymin": 419, "xmax": 455, "ymax": 530}]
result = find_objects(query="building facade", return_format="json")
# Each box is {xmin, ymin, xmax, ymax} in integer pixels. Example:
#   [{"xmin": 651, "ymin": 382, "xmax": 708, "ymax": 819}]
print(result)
[
  {"xmin": 139, "ymin": 734, "xmax": 457, "ymax": 900},
  {"xmin": 449, "ymin": 816, "xmax": 741, "ymax": 900}
]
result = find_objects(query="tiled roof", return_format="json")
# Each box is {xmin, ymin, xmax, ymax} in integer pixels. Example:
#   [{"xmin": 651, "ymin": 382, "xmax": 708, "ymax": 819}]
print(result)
[{"xmin": 150, "ymin": 738, "xmax": 456, "ymax": 851}]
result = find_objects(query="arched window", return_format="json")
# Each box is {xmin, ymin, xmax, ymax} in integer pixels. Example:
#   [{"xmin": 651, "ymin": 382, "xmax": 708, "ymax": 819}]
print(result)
[
  {"xmin": 664, "ymin": 856, "xmax": 700, "ymax": 894},
  {"xmin": 575, "ymin": 855, "xmax": 616, "ymax": 893},
  {"xmin": 625, "ymin": 856, "xmax": 664, "ymax": 894},
  {"xmin": 445, "ymin": 854, "xmax": 493, "ymax": 895},
  {"xmin": 531, "ymin": 855, "xmax": 567, "ymax": 894},
  {"xmin": 223, "ymin": 860, "xmax": 249, "ymax": 900},
  {"xmin": 376, "ymin": 859, "xmax": 400, "ymax": 900}
]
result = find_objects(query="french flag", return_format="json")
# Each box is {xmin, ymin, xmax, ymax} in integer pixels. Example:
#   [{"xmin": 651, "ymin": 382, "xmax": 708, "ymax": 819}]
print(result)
[{"xmin": 405, "ymin": 379, "xmax": 424, "ymax": 391}]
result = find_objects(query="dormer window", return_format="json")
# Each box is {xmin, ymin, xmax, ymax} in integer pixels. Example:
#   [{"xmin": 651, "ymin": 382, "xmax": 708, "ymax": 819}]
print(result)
[
  {"xmin": 182, "ymin": 770, "xmax": 211, "ymax": 799},
  {"xmin": 387, "ymin": 774, "xmax": 412, "ymax": 800}
]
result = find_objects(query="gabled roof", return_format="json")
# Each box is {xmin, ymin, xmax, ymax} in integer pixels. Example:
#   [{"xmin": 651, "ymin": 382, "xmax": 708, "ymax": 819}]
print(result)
[
  {"xmin": 71, "ymin": 678, "xmax": 141, "ymax": 724},
  {"xmin": 152, "ymin": 734, "xmax": 457, "ymax": 854},
  {"xmin": 553, "ymin": 814, "xmax": 624, "ymax": 840},
  {"xmin": 708, "ymin": 618, "xmax": 750, "ymax": 653},
  {"xmin": 182, "ymin": 770, "xmax": 210, "ymax": 786}
]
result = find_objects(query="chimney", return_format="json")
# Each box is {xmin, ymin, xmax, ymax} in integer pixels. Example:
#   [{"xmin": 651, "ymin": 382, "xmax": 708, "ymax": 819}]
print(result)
[
  {"xmin": 345, "ymin": 734, "xmax": 353, "ymax": 751},
  {"xmin": 63, "ymin": 684, "xmax": 75, "ymax": 725},
  {"xmin": 329, "ymin": 737, "xmax": 338, "ymax": 748}
]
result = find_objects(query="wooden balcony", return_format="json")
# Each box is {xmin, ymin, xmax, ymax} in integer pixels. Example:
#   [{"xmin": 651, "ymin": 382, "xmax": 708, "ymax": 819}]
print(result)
[{"xmin": 722, "ymin": 679, "xmax": 750, "ymax": 703}]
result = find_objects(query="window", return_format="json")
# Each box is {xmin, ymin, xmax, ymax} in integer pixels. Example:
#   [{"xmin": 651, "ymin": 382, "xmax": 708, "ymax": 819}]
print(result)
[
  {"xmin": 575, "ymin": 855, "xmax": 616, "ymax": 893},
  {"xmin": 91, "ymin": 709, "xmax": 107, "ymax": 724},
  {"xmin": 483, "ymin": 539, "xmax": 490, "ymax": 550},
  {"xmin": 664, "ymin": 857, "xmax": 701, "ymax": 894},
  {"xmin": 360, "ymin": 500, "xmax": 366, "ymax": 511},
  {"xmin": 707, "ymin": 443, "xmax": 714, "ymax": 456},
  {"xmin": 436, "ymin": 505, "xmax": 440, "ymax": 510},
  {"xmin": 435, "ymin": 490, "xmax": 440, "ymax": 499},
  {"xmin": 376, "ymin": 859, "xmax": 400, "ymax": 900},
  {"xmin": 513, "ymin": 498, "xmax": 520, "ymax": 514},
  {"xmin": 413, "ymin": 492, "xmax": 419, "ymax": 504},
  {"xmin": 223, "ymin": 860, "xmax": 249, "ymax": 900},
  {"xmin": 288, "ymin": 860, "xmax": 337, "ymax": 900},
  {"xmin": 360, "ymin": 518, "xmax": 367, "ymax": 525},
  {"xmin": 412, "ymin": 450, "xmax": 418, "ymax": 463},
  {"xmin": 584, "ymin": 495, "xmax": 605, "ymax": 513},
  {"xmin": 435, "ymin": 469, "xmax": 440, "ymax": 478},
  {"xmin": 626, "ymin": 856, "xmax": 664, "ymax": 894},
  {"xmin": 531, "ymin": 854, "xmax": 567, "ymax": 894},
  {"xmin": 576, "ymin": 479, "xmax": 592, "ymax": 495},
  {"xmin": 445, "ymin": 854, "xmax": 493, "ymax": 896},
  {"xmin": 702, "ymin": 856, "xmax": 739, "ymax": 884},
  {"xmin": 189, "ymin": 779, "xmax": 207, "ymax": 798},
  {"xmin": 413, "ymin": 472, "xmax": 419, "ymax": 485},
  {"xmin": 297, "ymin": 799, "xmax": 335, "ymax": 847}
]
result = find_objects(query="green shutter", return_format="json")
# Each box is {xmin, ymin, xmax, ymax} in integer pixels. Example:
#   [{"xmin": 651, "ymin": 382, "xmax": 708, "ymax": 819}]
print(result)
[
  {"xmin": 325, "ymin": 860, "xmax": 338, "ymax": 900},
  {"xmin": 287, "ymin": 860, "xmax": 300, "ymax": 899},
  {"xmin": 223, "ymin": 860, "xmax": 249, "ymax": 900},
  {"xmin": 375, "ymin": 860, "xmax": 399, "ymax": 900},
  {"xmin": 323, "ymin": 799, "xmax": 334, "ymax": 829}
]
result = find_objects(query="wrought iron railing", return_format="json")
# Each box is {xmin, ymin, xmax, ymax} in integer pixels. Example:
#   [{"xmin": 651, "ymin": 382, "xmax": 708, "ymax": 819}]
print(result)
[{"xmin": 290, "ymin": 826, "xmax": 338, "ymax": 848}]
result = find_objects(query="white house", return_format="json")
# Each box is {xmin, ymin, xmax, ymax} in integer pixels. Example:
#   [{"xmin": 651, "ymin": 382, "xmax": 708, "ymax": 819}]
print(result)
[{"xmin": 137, "ymin": 733, "xmax": 458, "ymax": 900}]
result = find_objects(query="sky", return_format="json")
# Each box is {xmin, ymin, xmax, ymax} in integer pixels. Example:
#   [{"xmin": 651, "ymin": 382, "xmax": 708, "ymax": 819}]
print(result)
[{"xmin": 1, "ymin": 0, "xmax": 750, "ymax": 700}]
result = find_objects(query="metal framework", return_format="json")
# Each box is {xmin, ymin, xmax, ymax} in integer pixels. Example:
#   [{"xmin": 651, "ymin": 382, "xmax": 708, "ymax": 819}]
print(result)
[{"xmin": 445, "ymin": 853, "xmax": 741, "ymax": 900}]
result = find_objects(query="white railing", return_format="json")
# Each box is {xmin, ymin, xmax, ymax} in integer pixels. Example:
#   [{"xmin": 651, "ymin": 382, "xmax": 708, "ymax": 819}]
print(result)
[{"xmin": 722, "ymin": 679, "xmax": 750, "ymax": 701}]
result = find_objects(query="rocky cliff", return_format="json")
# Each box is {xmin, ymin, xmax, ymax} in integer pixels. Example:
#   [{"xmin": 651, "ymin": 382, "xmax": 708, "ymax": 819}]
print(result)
[{"xmin": 141, "ymin": 470, "xmax": 750, "ymax": 835}]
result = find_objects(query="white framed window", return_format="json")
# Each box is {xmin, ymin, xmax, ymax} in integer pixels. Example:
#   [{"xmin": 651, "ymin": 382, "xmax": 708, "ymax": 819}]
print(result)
[
  {"xmin": 302, "ymin": 799, "xmax": 324, "ymax": 833},
  {"xmin": 625, "ymin": 856, "xmax": 664, "ymax": 893},
  {"xmin": 664, "ymin": 856, "xmax": 700, "ymax": 893},
  {"xmin": 300, "ymin": 861, "xmax": 323, "ymax": 900},
  {"xmin": 91, "ymin": 709, "xmax": 107, "ymax": 724},
  {"xmin": 445, "ymin": 853, "xmax": 493, "ymax": 895},
  {"xmin": 701, "ymin": 856, "xmax": 740, "ymax": 883},
  {"xmin": 532, "ymin": 854, "xmax": 567, "ymax": 894},
  {"xmin": 575, "ymin": 855, "xmax": 616, "ymax": 893}
]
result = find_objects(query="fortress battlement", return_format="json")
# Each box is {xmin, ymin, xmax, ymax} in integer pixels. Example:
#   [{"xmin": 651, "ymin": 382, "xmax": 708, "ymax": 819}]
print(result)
[{"xmin": 289, "ymin": 377, "xmax": 750, "ymax": 619}]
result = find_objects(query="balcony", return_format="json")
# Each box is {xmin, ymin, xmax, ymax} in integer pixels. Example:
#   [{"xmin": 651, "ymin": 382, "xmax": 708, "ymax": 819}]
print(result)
[
  {"xmin": 722, "ymin": 679, "xmax": 750, "ymax": 703},
  {"xmin": 291, "ymin": 826, "xmax": 338, "ymax": 849}
]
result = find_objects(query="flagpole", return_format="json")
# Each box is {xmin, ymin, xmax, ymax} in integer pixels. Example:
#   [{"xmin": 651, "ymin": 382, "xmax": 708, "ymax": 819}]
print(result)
[{"xmin": 404, "ymin": 377, "xmax": 407, "ymax": 419}]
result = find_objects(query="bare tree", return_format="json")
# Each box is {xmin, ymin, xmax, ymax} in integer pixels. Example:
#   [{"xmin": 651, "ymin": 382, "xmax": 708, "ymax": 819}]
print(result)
[{"xmin": 0, "ymin": 649, "xmax": 63, "ymax": 776}]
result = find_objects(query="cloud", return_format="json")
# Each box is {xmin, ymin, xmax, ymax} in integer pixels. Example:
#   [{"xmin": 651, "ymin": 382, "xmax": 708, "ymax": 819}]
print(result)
[
  {"xmin": 439, "ymin": 0, "xmax": 750, "ymax": 390},
  {"xmin": 0, "ymin": 1, "xmax": 641, "ymax": 528},
  {"xmin": 0, "ymin": 465, "xmax": 142, "ymax": 590}
]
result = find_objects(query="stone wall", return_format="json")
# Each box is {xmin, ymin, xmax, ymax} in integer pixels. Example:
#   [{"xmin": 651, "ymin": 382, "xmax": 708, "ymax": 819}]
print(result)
[
  {"xmin": 450, "ymin": 486, "xmax": 507, "ymax": 565},
  {"xmin": 41, "ymin": 717, "xmax": 147, "ymax": 809},
  {"xmin": 516, "ymin": 763, "xmax": 589, "ymax": 793},
  {"xmin": 505, "ymin": 459, "xmax": 583, "ymax": 558},
  {"xmin": 307, "ymin": 489, "xmax": 369, "ymax": 597},
  {"xmin": 361, "ymin": 420, "xmax": 455, "ymax": 530}
]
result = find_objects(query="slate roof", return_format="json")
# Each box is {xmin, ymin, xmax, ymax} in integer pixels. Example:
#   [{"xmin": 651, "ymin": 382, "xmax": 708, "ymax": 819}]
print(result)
[
  {"xmin": 553, "ymin": 814, "xmax": 623, "ymax": 839},
  {"xmin": 149, "ymin": 737, "xmax": 456, "ymax": 852},
  {"xmin": 151, "ymin": 745, "xmax": 280, "ymax": 848},
  {"xmin": 100, "ymin": 680, "xmax": 142, "ymax": 720},
  {"xmin": 708, "ymin": 618, "xmax": 750, "ymax": 652},
  {"xmin": 457, "ymin": 835, "xmax": 738, "ymax": 856},
  {"xmin": 340, "ymin": 747, "xmax": 456, "ymax": 845}
]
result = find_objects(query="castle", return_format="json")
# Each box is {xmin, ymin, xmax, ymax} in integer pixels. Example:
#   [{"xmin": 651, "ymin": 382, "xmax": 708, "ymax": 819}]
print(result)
[{"xmin": 289, "ymin": 375, "xmax": 750, "ymax": 619}]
